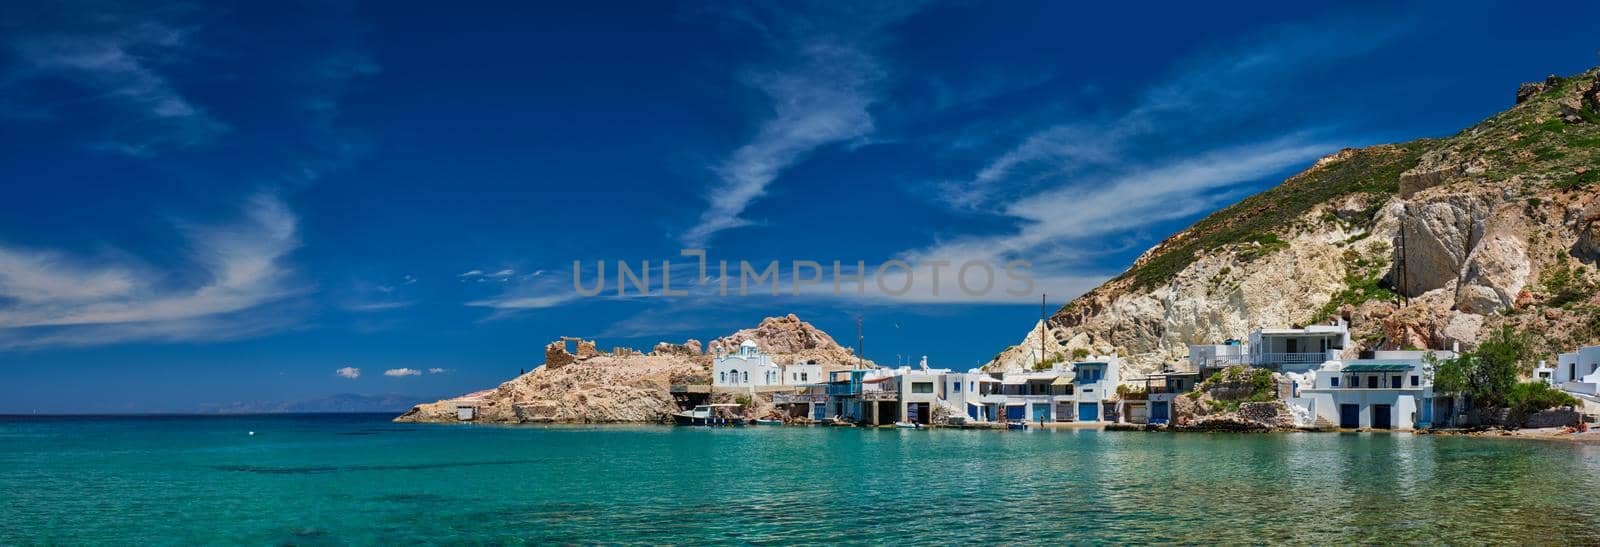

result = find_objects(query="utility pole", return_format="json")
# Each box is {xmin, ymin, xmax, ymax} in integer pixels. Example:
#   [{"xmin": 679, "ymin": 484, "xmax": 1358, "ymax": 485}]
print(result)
[
  {"xmin": 1040, "ymin": 293, "xmax": 1048, "ymax": 367},
  {"xmin": 856, "ymin": 314, "xmax": 864, "ymax": 370},
  {"xmin": 1397, "ymin": 203, "xmax": 1410, "ymax": 306}
]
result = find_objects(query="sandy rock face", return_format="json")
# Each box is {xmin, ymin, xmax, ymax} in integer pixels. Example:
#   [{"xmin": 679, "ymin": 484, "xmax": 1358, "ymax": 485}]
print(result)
[
  {"xmin": 1455, "ymin": 209, "xmax": 1531, "ymax": 314},
  {"xmin": 1399, "ymin": 193, "xmax": 1491, "ymax": 296},
  {"xmin": 1575, "ymin": 201, "xmax": 1600, "ymax": 264},
  {"xmin": 706, "ymin": 314, "xmax": 868, "ymax": 370},
  {"xmin": 396, "ymin": 353, "xmax": 706, "ymax": 424}
]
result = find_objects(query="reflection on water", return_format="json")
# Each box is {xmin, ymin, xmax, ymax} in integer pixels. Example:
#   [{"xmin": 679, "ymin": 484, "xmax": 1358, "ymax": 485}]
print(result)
[{"xmin": 0, "ymin": 414, "xmax": 1596, "ymax": 544}]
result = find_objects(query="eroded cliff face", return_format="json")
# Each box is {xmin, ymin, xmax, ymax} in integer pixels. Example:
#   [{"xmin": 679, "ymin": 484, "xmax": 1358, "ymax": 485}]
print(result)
[
  {"xmin": 395, "ymin": 314, "xmax": 868, "ymax": 424},
  {"xmin": 988, "ymin": 68, "xmax": 1600, "ymax": 377}
]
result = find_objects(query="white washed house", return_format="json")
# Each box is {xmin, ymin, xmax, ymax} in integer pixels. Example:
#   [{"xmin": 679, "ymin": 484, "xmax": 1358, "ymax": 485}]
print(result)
[
  {"xmin": 998, "ymin": 368, "xmax": 1074, "ymax": 423},
  {"xmin": 784, "ymin": 361, "xmax": 823, "ymax": 386},
  {"xmin": 1555, "ymin": 345, "xmax": 1600, "ymax": 400},
  {"xmin": 1294, "ymin": 350, "xmax": 1452, "ymax": 430},
  {"xmin": 946, "ymin": 370, "xmax": 1005, "ymax": 423},
  {"xmin": 1248, "ymin": 320, "xmax": 1352, "ymax": 373},
  {"xmin": 712, "ymin": 340, "xmax": 828, "ymax": 389},
  {"xmin": 1067, "ymin": 356, "xmax": 1122, "ymax": 422}
]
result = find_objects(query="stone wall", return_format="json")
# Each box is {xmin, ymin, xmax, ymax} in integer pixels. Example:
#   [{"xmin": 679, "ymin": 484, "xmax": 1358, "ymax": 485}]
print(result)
[{"xmin": 1523, "ymin": 408, "xmax": 1580, "ymax": 429}]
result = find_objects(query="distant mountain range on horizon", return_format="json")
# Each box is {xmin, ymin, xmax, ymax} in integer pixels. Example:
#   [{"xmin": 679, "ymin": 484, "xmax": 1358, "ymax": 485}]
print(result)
[{"xmin": 196, "ymin": 393, "xmax": 441, "ymax": 415}]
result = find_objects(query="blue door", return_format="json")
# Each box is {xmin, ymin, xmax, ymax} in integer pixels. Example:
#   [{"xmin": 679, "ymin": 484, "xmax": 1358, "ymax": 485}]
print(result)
[
  {"xmin": 1150, "ymin": 401, "xmax": 1170, "ymax": 423},
  {"xmin": 1371, "ymin": 404, "xmax": 1392, "ymax": 429},
  {"xmin": 1033, "ymin": 403, "xmax": 1051, "ymax": 422},
  {"xmin": 813, "ymin": 404, "xmax": 826, "ymax": 420},
  {"xmin": 1006, "ymin": 405, "xmax": 1025, "ymax": 420},
  {"xmin": 1078, "ymin": 402, "xmax": 1099, "ymax": 422},
  {"xmin": 1339, "ymin": 404, "xmax": 1360, "ymax": 429}
]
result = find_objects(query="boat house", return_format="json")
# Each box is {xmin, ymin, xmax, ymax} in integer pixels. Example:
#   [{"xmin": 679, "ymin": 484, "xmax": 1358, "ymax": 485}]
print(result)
[{"xmin": 1293, "ymin": 350, "xmax": 1452, "ymax": 430}]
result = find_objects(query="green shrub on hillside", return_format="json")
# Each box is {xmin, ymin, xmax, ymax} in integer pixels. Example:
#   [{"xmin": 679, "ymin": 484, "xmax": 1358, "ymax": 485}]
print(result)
[
  {"xmin": 1539, "ymin": 254, "xmax": 1596, "ymax": 308},
  {"xmin": 1312, "ymin": 244, "xmax": 1397, "ymax": 323},
  {"xmin": 1556, "ymin": 170, "xmax": 1598, "ymax": 190}
]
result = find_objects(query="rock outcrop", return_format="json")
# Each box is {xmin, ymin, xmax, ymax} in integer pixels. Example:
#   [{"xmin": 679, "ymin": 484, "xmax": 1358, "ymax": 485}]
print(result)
[
  {"xmin": 397, "ymin": 314, "xmax": 864, "ymax": 424},
  {"xmin": 706, "ymin": 314, "xmax": 869, "ymax": 371},
  {"xmin": 1575, "ymin": 201, "xmax": 1600, "ymax": 264},
  {"xmin": 987, "ymin": 67, "xmax": 1600, "ymax": 377}
]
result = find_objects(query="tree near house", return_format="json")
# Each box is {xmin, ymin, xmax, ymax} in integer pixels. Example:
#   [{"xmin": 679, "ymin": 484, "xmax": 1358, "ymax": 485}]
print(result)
[{"xmin": 1431, "ymin": 327, "xmax": 1576, "ymax": 425}]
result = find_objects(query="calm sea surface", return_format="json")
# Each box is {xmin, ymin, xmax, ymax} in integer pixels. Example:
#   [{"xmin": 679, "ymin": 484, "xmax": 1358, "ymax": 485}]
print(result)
[{"xmin": 2, "ymin": 414, "xmax": 1597, "ymax": 544}]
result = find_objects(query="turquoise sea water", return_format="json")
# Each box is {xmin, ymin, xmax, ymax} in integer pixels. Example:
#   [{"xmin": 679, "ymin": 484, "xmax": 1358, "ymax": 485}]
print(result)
[{"xmin": 3, "ymin": 414, "xmax": 1598, "ymax": 544}]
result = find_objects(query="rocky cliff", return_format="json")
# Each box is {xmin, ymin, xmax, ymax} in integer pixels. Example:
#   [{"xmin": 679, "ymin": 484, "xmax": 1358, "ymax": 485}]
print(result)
[
  {"xmin": 395, "ymin": 314, "xmax": 868, "ymax": 423},
  {"xmin": 988, "ymin": 68, "xmax": 1600, "ymax": 377}
]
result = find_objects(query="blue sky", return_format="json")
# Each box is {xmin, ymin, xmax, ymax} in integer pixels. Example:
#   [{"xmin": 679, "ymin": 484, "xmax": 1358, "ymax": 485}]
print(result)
[{"xmin": 3, "ymin": 1, "xmax": 1598, "ymax": 412}]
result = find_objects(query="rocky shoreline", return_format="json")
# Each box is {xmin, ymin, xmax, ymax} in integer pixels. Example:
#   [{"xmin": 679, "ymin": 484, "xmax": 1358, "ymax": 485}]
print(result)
[{"xmin": 395, "ymin": 315, "xmax": 870, "ymax": 424}]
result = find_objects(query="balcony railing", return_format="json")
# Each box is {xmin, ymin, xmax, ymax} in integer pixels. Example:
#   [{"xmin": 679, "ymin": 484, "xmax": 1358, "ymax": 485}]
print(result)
[{"xmin": 1253, "ymin": 352, "xmax": 1334, "ymax": 366}]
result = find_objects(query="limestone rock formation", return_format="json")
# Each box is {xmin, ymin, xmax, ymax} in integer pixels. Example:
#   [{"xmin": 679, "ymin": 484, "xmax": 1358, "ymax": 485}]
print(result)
[
  {"xmin": 1455, "ymin": 209, "xmax": 1531, "ymax": 314},
  {"xmin": 706, "ymin": 314, "xmax": 870, "ymax": 370},
  {"xmin": 396, "ymin": 352, "xmax": 705, "ymax": 424}
]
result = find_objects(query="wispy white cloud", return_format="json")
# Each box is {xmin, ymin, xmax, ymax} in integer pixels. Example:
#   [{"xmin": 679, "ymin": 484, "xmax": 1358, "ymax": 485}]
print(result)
[
  {"xmin": 0, "ymin": 193, "xmax": 307, "ymax": 349},
  {"xmin": 4, "ymin": 14, "xmax": 227, "ymax": 155},
  {"xmin": 905, "ymin": 15, "xmax": 1405, "ymax": 301},
  {"xmin": 465, "ymin": 275, "xmax": 582, "ymax": 315},
  {"xmin": 680, "ymin": 4, "xmax": 921, "ymax": 247},
  {"xmin": 336, "ymin": 366, "xmax": 361, "ymax": 379},
  {"xmin": 342, "ymin": 300, "xmax": 413, "ymax": 313},
  {"xmin": 458, "ymin": 268, "xmax": 515, "ymax": 283},
  {"xmin": 905, "ymin": 137, "xmax": 1334, "ymax": 295},
  {"xmin": 426, "ymin": 367, "xmax": 449, "ymax": 375},
  {"xmin": 338, "ymin": 276, "xmax": 417, "ymax": 313},
  {"xmin": 384, "ymin": 368, "xmax": 421, "ymax": 377}
]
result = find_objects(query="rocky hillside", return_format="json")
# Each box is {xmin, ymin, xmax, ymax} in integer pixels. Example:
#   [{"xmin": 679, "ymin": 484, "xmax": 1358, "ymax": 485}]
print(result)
[
  {"xmin": 707, "ymin": 314, "xmax": 864, "ymax": 370},
  {"xmin": 989, "ymin": 67, "xmax": 1600, "ymax": 377},
  {"xmin": 395, "ymin": 314, "xmax": 869, "ymax": 423}
]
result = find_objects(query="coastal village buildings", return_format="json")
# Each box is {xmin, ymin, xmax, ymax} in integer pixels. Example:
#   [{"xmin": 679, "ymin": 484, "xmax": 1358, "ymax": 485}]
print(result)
[
  {"xmin": 1555, "ymin": 345, "xmax": 1600, "ymax": 391},
  {"xmin": 948, "ymin": 371, "xmax": 1005, "ymax": 423},
  {"xmin": 1188, "ymin": 341, "xmax": 1245, "ymax": 369},
  {"xmin": 695, "ymin": 319, "xmax": 1588, "ymax": 432},
  {"xmin": 712, "ymin": 340, "xmax": 821, "ymax": 389},
  {"xmin": 1551, "ymin": 345, "xmax": 1600, "ymax": 409},
  {"xmin": 1292, "ymin": 350, "xmax": 1453, "ymax": 430},
  {"xmin": 1068, "ymin": 357, "xmax": 1121, "ymax": 422},
  {"xmin": 1248, "ymin": 320, "xmax": 1352, "ymax": 373},
  {"xmin": 998, "ymin": 368, "xmax": 1073, "ymax": 423},
  {"xmin": 893, "ymin": 359, "xmax": 959, "ymax": 425},
  {"xmin": 1187, "ymin": 321, "xmax": 1353, "ymax": 374},
  {"xmin": 802, "ymin": 356, "xmax": 1129, "ymax": 426},
  {"xmin": 1138, "ymin": 371, "xmax": 1201, "ymax": 425}
]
